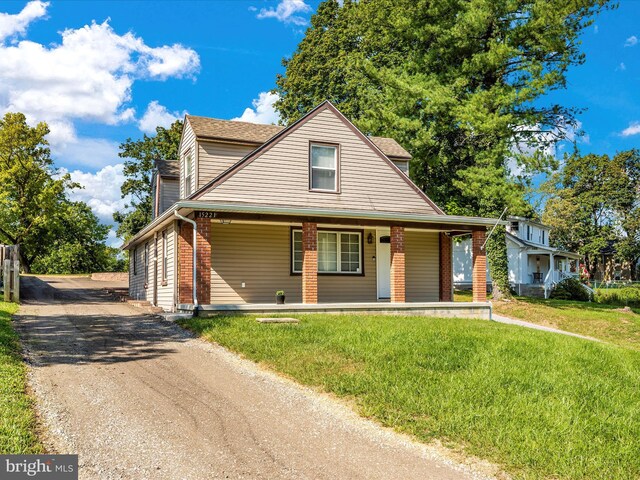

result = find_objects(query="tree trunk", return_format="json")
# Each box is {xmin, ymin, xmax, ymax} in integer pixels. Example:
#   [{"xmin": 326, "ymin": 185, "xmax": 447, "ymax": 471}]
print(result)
[
  {"xmin": 486, "ymin": 226, "xmax": 511, "ymax": 300},
  {"xmin": 17, "ymin": 246, "xmax": 30, "ymax": 274}
]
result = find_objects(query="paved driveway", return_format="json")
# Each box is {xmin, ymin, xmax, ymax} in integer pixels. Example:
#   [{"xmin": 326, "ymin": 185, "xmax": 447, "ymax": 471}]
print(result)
[{"xmin": 15, "ymin": 276, "xmax": 491, "ymax": 480}]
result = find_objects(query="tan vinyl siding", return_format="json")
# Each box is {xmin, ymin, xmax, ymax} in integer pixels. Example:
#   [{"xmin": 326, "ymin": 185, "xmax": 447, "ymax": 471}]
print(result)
[
  {"xmin": 199, "ymin": 108, "xmax": 438, "ymax": 215},
  {"xmin": 129, "ymin": 244, "xmax": 147, "ymax": 301},
  {"xmin": 210, "ymin": 223, "xmax": 378, "ymax": 304},
  {"xmin": 198, "ymin": 142, "xmax": 255, "ymax": 189},
  {"xmin": 211, "ymin": 223, "xmax": 301, "ymax": 304},
  {"xmin": 159, "ymin": 178, "xmax": 179, "ymax": 214},
  {"xmin": 405, "ymin": 231, "xmax": 439, "ymax": 302},
  {"xmin": 180, "ymin": 121, "xmax": 196, "ymax": 199},
  {"xmin": 156, "ymin": 222, "xmax": 176, "ymax": 310}
]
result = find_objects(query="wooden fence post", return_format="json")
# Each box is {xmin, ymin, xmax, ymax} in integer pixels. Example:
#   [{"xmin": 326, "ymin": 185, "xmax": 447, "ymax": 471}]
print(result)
[
  {"xmin": 12, "ymin": 260, "xmax": 19, "ymax": 303},
  {"xmin": 3, "ymin": 260, "xmax": 10, "ymax": 302}
]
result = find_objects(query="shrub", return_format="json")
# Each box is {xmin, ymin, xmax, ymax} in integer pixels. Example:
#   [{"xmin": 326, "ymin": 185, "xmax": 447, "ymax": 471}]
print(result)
[
  {"xmin": 594, "ymin": 287, "xmax": 640, "ymax": 308},
  {"xmin": 550, "ymin": 278, "xmax": 591, "ymax": 302}
]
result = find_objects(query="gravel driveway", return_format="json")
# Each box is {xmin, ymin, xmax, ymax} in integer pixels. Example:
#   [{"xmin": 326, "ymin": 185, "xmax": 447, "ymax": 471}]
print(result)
[{"xmin": 15, "ymin": 276, "xmax": 494, "ymax": 480}]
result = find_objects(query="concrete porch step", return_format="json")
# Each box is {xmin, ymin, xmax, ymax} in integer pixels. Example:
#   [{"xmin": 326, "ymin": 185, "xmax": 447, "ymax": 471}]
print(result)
[{"xmin": 126, "ymin": 300, "xmax": 165, "ymax": 314}]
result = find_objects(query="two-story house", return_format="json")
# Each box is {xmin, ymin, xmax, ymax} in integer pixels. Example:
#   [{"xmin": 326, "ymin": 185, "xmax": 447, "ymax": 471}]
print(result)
[
  {"xmin": 122, "ymin": 101, "xmax": 502, "ymax": 316},
  {"xmin": 453, "ymin": 216, "xmax": 581, "ymax": 297}
]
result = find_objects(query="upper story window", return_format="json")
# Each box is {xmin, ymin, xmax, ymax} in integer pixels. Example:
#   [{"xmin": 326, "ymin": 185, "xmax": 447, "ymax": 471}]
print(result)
[
  {"xmin": 526, "ymin": 224, "xmax": 532, "ymax": 241},
  {"xmin": 542, "ymin": 230, "xmax": 546, "ymax": 245},
  {"xmin": 184, "ymin": 150, "xmax": 193, "ymax": 197},
  {"xmin": 310, "ymin": 143, "xmax": 338, "ymax": 192}
]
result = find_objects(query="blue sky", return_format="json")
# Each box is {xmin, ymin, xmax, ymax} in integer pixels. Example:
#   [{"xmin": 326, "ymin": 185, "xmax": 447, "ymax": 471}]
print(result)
[{"xmin": 0, "ymin": 0, "xmax": 638, "ymax": 245}]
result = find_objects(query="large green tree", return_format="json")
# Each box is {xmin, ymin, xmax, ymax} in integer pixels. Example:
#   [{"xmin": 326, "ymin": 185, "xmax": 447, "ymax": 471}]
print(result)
[
  {"xmin": 0, "ymin": 112, "xmax": 121, "ymax": 273},
  {"xmin": 114, "ymin": 121, "xmax": 183, "ymax": 241},
  {"xmin": 274, "ymin": 0, "xmax": 609, "ymax": 297},
  {"xmin": 542, "ymin": 149, "xmax": 640, "ymax": 279},
  {"xmin": 31, "ymin": 201, "xmax": 125, "ymax": 274},
  {"xmin": 0, "ymin": 113, "xmax": 72, "ymax": 272}
]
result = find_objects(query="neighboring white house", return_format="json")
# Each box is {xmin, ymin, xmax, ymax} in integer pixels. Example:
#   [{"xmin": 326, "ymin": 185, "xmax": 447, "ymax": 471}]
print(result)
[{"xmin": 453, "ymin": 216, "xmax": 581, "ymax": 297}]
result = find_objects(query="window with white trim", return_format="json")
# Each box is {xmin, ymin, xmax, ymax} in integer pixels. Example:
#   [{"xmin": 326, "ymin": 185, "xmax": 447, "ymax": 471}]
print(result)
[
  {"xmin": 144, "ymin": 242, "xmax": 149, "ymax": 281},
  {"xmin": 292, "ymin": 229, "xmax": 362, "ymax": 274},
  {"xmin": 184, "ymin": 150, "xmax": 193, "ymax": 197},
  {"xmin": 162, "ymin": 230, "xmax": 168, "ymax": 282},
  {"xmin": 132, "ymin": 247, "xmax": 137, "ymax": 275},
  {"xmin": 310, "ymin": 144, "xmax": 338, "ymax": 192}
]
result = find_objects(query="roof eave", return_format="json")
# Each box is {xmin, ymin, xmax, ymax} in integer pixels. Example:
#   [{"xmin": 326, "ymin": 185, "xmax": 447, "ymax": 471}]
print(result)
[{"xmin": 121, "ymin": 201, "xmax": 506, "ymax": 250}]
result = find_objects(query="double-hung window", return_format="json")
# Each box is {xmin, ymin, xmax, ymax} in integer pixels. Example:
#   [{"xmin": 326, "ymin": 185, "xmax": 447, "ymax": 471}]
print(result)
[
  {"xmin": 310, "ymin": 143, "xmax": 338, "ymax": 192},
  {"xmin": 144, "ymin": 243, "xmax": 149, "ymax": 281},
  {"xmin": 162, "ymin": 230, "xmax": 168, "ymax": 282},
  {"xmin": 132, "ymin": 247, "xmax": 137, "ymax": 275},
  {"xmin": 184, "ymin": 150, "xmax": 193, "ymax": 197},
  {"xmin": 292, "ymin": 229, "xmax": 362, "ymax": 274}
]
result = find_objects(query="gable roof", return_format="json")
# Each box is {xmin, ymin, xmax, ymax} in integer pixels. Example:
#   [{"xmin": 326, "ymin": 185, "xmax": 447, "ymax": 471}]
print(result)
[
  {"xmin": 186, "ymin": 115, "xmax": 411, "ymax": 159},
  {"xmin": 189, "ymin": 101, "xmax": 444, "ymax": 215},
  {"xmin": 155, "ymin": 159, "xmax": 179, "ymax": 178}
]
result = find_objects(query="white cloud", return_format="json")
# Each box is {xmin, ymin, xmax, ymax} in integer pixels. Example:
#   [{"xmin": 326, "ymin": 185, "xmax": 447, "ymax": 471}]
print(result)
[
  {"xmin": 621, "ymin": 122, "xmax": 640, "ymax": 137},
  {"xmin": 256, "ymin": 0, "xmax": 312, "ymax": 25},
  {"xmin": 51, "ymin": 136, "xmax": 120, "ymax": 170},
  {"xmin": 624, "ymin": 35, "xmax": 638, "ymax": 47},
  {"xmin": 0, "ymin": 7, "xmax": 199, "ymax": 144},
  {"xmin": 64, "ymin": 163, "xmax": 129, "ymax": 225},
  {"xmin": 0, "ymin": 0, "xmax": 48, "ymax": 41},
  {"xmin": 138, "ymin": 101, "xmax": 186, "ymax": 134},
  {"xmin": 232, "ymin": 91, "xmax": 280, "ymax": 124},
  {"xmin": 106, "ymin": 229, "xmax": 122, "ymax": 248},
  {"xmin": 619, "ymin": 62, "xmax": 627, "ymax": 71},
  {"xmin": 593, "ymin": 24, "xmax": 599, "ymax": 34}
]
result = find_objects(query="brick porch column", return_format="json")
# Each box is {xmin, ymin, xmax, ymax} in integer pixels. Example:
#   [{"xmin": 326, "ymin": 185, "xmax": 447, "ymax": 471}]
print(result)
[
  {"xmin": 472, "ymin": 229, "xmax": 487, "ymax": 302},
  {"xmin": 439, "ymin": 233, "xmax": 453, "ymax": 302},
  {"xmin": 178, "ymin": 220, "xmax": 194, "ymax": 304},
  {"xmin": 390, "ymin": 226, "xmax": 406, "ymax": 303},
  {"xmin": 302, "ymin": 222, "xmax": 318, "ymax": 304},
  {"xmin": 195, "ymin": 217, "xmax": 212, "ymax": 305}
]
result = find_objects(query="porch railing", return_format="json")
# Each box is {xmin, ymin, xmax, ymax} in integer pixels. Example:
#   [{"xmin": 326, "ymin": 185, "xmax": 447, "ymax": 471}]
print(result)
[{"xmin": 544, "ymin": 269, "xmax": 592, "ymax": 299}]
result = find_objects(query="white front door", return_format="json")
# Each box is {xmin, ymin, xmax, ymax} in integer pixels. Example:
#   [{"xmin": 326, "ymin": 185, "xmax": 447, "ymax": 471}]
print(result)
[{"xmin": 377, "ymin": 229, "xmax": 391, "ymax": 299}]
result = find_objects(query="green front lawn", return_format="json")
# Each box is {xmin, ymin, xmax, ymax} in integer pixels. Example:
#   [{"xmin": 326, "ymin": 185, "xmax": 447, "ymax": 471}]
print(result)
[
  {"xmin": 455, "ymin": 290, "xmax": 640, "ymax": 350},
  {"xmin": 0, "ymin": 302, "xmax": 43, "ymax": 454},
  {"xmin": 181, "ymin": 314, "xmax": 640, "ymax": 480}
]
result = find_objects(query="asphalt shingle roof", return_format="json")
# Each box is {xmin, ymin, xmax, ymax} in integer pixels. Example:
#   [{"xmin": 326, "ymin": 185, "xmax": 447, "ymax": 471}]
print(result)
[
  {"xmin": 155, "ymin": 159, "xmax": 179, "ymax": 177},
  {"xmin": 186, "ymin": 115, "xmax": 411, "ymax": 159}
]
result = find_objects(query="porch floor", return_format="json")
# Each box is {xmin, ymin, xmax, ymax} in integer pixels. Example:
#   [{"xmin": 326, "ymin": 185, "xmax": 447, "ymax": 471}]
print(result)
[{"xmin": 177, "ymin": 301, "xmax": 492, "ymax": 320}]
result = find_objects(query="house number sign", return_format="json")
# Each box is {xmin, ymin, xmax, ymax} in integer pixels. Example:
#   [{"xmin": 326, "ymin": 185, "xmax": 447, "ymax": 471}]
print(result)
[{"xmin": 196, "ymin": 211, "xmax": 215, "ymax": 219}]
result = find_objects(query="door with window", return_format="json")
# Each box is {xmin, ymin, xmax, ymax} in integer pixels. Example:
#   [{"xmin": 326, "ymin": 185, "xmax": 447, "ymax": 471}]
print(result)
[{"xmin": 376, "ymin": 229, "xmax": 391, "ymax": 299}]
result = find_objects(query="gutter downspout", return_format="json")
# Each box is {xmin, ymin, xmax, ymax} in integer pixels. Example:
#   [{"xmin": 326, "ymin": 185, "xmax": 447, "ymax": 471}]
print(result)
[{"xmin": 174, "ymin": 211, "xmax": 198, "ymax": 310}]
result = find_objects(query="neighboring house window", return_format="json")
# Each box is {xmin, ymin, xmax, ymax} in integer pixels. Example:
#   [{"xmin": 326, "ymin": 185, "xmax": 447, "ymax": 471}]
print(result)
[
  {"xmin": 291, "ymin": 229, "xmax": 362, "ymax": 274},
  {"xmin": 542, "ymin": 230, "xmax": 545, "ymax": 245},
  {"xmin": 184, "ymin": 150, "xmax": 193, "ymax": 197},
  {"xmin": 162, "ymin": 230, "xmax": 168, "ymax": 282},
  {"xmin": 526, "ymin": 225, "xmax": 532, "ymax": 241},
  {"xmin": 132, "ymin": 247, "xmax": 137, "ymax": 275},
  {"xmin": 310, "ymin": 143, "xmax": 338, "ymax": 192}
]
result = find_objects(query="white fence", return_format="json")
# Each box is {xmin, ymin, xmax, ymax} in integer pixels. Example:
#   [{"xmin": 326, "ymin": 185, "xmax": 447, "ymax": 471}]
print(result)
[{"xmin": 0, "ymin": 245, "xmax": 20, "ymax": 302}]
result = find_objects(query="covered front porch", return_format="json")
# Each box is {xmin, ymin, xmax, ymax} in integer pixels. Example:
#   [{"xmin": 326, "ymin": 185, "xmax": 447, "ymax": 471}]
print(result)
[
  {"xmin": 171, "ymin": 202, "xmax": 500, "ymax": 318},
  {"xmin": 515, "ymin": 249, "xmax": 582, "ymax": 298}
]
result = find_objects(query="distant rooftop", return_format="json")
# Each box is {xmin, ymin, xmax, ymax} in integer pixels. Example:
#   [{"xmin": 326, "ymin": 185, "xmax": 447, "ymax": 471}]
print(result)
[{"xmin": 155, "ymin": 159, "xmax": 179, "ymax": 177}]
